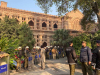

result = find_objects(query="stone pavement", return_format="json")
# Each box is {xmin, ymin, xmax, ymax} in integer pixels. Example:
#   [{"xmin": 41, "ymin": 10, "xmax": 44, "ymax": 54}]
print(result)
[{"xmin": 10, "ymin": 57, "xmax": 82, "ymax": 75}]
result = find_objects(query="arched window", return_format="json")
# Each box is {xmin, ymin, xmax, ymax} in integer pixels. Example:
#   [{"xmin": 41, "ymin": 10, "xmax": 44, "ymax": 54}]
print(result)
[
  {"xmin": 42, "ymin": 22, "xmax": 47, "ymax": 27},
  {"xmin": 28, "ymin": 20, "xmax": 34, "ymax": 26},
  {"xmin": 54, "ymin": 23, "xmax": 58, "ymax": 28}
]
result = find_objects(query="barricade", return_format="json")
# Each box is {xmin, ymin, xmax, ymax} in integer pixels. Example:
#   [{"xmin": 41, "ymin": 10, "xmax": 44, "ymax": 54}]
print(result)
[{"xmin": 0, "ymin": 53, "xmax": 10, "ymax": 75}]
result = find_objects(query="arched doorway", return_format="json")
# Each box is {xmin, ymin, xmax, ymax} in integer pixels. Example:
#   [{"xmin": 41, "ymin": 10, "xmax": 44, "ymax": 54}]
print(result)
[
  {"xmin": 42, "ymin": 42, "xmax": 47, "ymax": 48},
  {"xmin": 28, "ymin": 20, "xmax": 34, "ymax": 26}
]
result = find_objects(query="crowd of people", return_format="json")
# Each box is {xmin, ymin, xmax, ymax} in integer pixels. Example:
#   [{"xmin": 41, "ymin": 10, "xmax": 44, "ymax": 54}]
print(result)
[
  {"xmin": 13, "ymin": 45, "xmax": 65, "ymax": 72},
  {"xmin": 1, "ymin": 40, "xmax": 100, "ymax": 75}
]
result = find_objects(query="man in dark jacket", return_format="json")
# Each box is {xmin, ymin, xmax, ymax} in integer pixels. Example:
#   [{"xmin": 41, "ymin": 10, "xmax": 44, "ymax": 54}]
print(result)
[
  {"xmin": 66, "ymin": 41, "xmax": 77, "ymax": 75},
  {"xmin": 80, "ymin": 41, "xmax": 93, "ymax": 75},
  {"xmin": 92, "ymin": 40, "xmax": 100, "ymax": 75}
]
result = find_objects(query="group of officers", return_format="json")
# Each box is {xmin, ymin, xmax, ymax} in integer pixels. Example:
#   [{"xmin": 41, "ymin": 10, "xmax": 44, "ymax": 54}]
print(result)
[
  {"xmin": 66, "ymin": 40, "xmax": 100, "ymax": 75},
  {"xmin": 14, "ymin": 45, "xmax": 65, "ymax": 72}
]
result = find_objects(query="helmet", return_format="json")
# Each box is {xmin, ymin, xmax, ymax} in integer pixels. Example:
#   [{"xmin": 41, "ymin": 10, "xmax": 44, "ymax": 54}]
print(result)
[{"xmin": 26, "ymin": 46, "xmax": 29, "ymax": 49}]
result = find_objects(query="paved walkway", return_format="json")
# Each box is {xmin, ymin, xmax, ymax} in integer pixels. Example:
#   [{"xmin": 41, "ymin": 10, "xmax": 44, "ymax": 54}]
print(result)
[{"xmin": 10, "ymin": 57, "xmax": 82, "ymax": 75}]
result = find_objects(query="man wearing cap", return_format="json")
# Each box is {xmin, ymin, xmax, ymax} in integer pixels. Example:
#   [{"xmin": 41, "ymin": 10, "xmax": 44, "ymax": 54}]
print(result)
[
  {"xmin": 66, "ymin": 41, "xmax": 77, "ymax": 75},
  {"xmin": 92, "ymin": 40, "xmax": 100, "ymax": 75},
  {"xmin": 80, "ymin": 41, "xmax": 93, "ymax": 75},
  {"xmin": 24, "ymin": 46, "xmax": 30, "ymax": 70},
  {"xmin": 15, "ymin": 47, "xmax": 22, "ymax": 71}
]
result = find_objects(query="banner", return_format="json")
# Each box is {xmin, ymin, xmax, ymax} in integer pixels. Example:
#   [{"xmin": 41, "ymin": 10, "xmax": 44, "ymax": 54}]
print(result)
[{"xmin": 0, "ymin": 64, "xmax": 7, "ymax": 73}]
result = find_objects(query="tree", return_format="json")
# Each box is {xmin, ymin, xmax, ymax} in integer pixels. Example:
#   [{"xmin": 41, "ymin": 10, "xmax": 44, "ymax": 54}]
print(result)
[
  {"xmin": 17, "ymin": 22, "xmax": 35, "ymax": 50},
  {"xmin": 51, "ymin": 29, "xmax": 72, "ymax": 48},
  {"xmin": 0, "ymin": 16, "xmax": 20, "ymax": 38},
  {"xmin": 73, "ymin": 33, "xmax": 92, "ymax": 55},
  {"xmin": 36, "ymin": 0, "xmax": 100, "ymax": 29}
]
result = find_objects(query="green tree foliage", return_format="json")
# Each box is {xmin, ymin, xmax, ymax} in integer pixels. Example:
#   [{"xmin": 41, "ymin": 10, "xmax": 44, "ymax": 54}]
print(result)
[
  {"xmin": 0, "ymin": 16, "xmax": 20, "ymax": 38},
  {"xmin": 73, "ymin": 33, "xmax": 92, "ymax": 55},
  {"xmin": 51, "ymin": 29, "xmax": 72, "ymax": 48},
  {"xmin": 36, "ymin": 0, "xmax": 100, "ymax": 29},
  {"xmin": 17, "ymin": 22, "xmax": 35, "ymax": 50}
]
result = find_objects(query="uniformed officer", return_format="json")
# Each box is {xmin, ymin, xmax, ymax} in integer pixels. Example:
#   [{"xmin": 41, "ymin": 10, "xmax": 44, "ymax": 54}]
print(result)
[
  {"xmin": 80, "ymin": 41, "xmax": 93, "ymax": 75},
  {"xmin": 31, "ymin": 47, "xmax": 36, "ymax": 64},
  {"xmin": 40, "ymin": 46, "xmax": 46, "ymax": 70},
  {"xmin": 66, "ymin": 41, "xmax": 77, "ymax": 75},
  {"xmin": 92, "ymin": 40, "xmax": 100, "ymax": 75},
  {"xmin": 52, "ymin": 46, "xmax": 57, "ymax": 59},
  {"xmin": 24, "ymin": 46, "xmax": 30, "ymax": 70},
  {"xmin": 16, "ymin": 47, "xmax": 22, "ymax": 71}
]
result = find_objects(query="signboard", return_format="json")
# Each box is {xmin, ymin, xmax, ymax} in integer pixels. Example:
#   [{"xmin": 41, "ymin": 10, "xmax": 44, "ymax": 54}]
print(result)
[{"xmin": 0, "ymin": 64, "xmax": 7, "ymax": 73}]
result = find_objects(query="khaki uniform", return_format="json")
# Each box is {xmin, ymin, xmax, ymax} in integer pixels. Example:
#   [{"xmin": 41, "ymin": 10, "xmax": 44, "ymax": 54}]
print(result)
[
  {"xmin": 31, "ymin": 49, "xmax": 36, "ymax": 64},
  {"xmin": 40, "ymin": 48, "xmax": 45, "ymax": 69},
  {"xmin": 15, "ymin": 50, "xmax": 22, "ymax": 70},
  {"xmin": 52, "ymin": 48, "xmax": 57, "ymax": 59},
  {"xmin": 81, "ymin": 62, "xmax": 93, "ymax": 75},
  {"xmin": 24, "ymin": 50, "xmax": 30, "ymax": 69}
]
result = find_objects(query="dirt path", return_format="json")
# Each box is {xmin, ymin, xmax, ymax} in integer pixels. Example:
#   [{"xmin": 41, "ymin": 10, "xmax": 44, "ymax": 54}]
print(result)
[{"xmin": 10, "ymin": 57, "xmax": 82, "ymax": 75}]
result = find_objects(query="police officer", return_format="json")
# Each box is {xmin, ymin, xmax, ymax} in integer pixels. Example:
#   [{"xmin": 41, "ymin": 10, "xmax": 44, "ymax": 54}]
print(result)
[
  {"xmin": 31, "ymin": 47, "xmax": 36, "ymax": 64},
  {"xmin": 92, "ymin": 40, "xmax": 100, "ymax": 75},
  {"xmin": 16, "ymin": 47, "xmax": 22, "ymax": 71},
  {"xmin": 52, "ymin": 46, "xmax": 57, "ymax": 59},
  {"xmin": 40, "ymin": 46, "xmax": 45, "ymax": 70},
  {"xmin": 66, "ymin": 41, "xmax": 77, "ymax": 75},
  {"xmin": 24, "ymin": 46, "xmax": 30, "ymax": 70},
  {"xmin": 80, "ymin": 41, "xmax": 93, "ymax": 75}
]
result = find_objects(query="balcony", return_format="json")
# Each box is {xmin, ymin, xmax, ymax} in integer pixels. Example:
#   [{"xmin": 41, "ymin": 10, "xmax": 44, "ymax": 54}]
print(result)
[
  {"xmin": 30, "ymin": 26, "xmax": 34, "ymax": 30},
  {"xmin": 54, "ymin": 28, "xmax": 58, "ymax": 31},
  {"xmin": 42, "ymin": 27, "xmax": 47, "ymax": 30}
]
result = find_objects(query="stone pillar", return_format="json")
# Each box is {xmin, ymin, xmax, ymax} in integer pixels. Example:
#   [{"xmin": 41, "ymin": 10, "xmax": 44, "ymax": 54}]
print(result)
[
  {"xmin": 47, "ymin": 35, "xmax": 50, "ymax": 46},
  {"xmin": 47, "ymin": 19, "xmax": 49, "ymax": 31},
  {"xmin": 39, "ymin": 35, "xmax": 42, "ymax": 46},
  {"xmin": 40, "ymin": 18, "xmax": 42, "ymax": 30},
  {"xmin": 34, "ymin": 18, "xmax": 37, "ymax": 30},
  {"xmin": 51, "ymin": 21, "xmax": 54, "ymax": 31},
  {"xmin": 34, "ymin": 35, "xmax": 37, "ymax": 46}
]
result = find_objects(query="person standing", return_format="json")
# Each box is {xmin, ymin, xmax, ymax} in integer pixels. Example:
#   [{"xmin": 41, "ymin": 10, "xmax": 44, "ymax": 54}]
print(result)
[
  {"xmin": 40, "ymin": 46, "xmax": 45, "ymax": 70},
  {"xmin": 66, "ymin": 41, "xmax": 77, "ymax": 75},
  {"xmin": 80, "ymin": 41, "xmax": 93, "ymax": 75},
  {"xmin": 92, "ymin": 40, "xmax": 100, "ymax": 75},
  {"xmin": 16, "ymin": 47, "xmax": 22, "ymax": 71},
  {"xmin": 52, "ymin": 46, "xmax": 57, "ymax": 59},
  {"xmin": 24, "ymin": 46, "xmax": 30, "ymax": 70},
  {"xmin": 31, "ymin": 47, "xmax": 36, "ymax": 64}
]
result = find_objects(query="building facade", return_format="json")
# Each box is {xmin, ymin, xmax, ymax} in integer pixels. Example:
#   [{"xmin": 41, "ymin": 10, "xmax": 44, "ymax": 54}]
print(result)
[{"xmin": 0, "ymin": 1, "xmax": 84, "ymax": 47}]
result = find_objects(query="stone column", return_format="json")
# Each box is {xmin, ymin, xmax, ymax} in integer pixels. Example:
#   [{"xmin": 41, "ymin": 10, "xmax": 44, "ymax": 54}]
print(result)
[
  {"xmin": 47, "ymin": 19, "xmax": 49, "ymax": 31},
  {"xmin": 40, "ymin": 18, "xmax": 42, "ymax": 30},
  {"xmin": 34, "ymin": 18, "xmax": 37, "ymax": 30},
  {"xmin": 39, "ymin": 35, "xmax": 42, "ymax": 46},
  {"xmin": 51, "ymin": 21, "xmax": 54, "ymax": 31},
  {"xmin": 47, "ymin": 35, "xmax": 50, "ymax": 46},
  {"xmin": 34, "ymin": 35, "xmax": 37, "ymax": 46}
]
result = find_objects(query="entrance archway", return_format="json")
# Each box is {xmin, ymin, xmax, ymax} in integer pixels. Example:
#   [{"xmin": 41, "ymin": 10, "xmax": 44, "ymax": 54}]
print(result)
[{"xmin": 42, "ymin": 42, "xmax": 47, "ymax": 48}]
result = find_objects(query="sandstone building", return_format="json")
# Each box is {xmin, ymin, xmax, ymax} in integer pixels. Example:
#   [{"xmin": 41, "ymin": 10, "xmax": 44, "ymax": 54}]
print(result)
[{"xmin": 0, "ymin": 1, "xmax": 84, "ymax": 47}]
